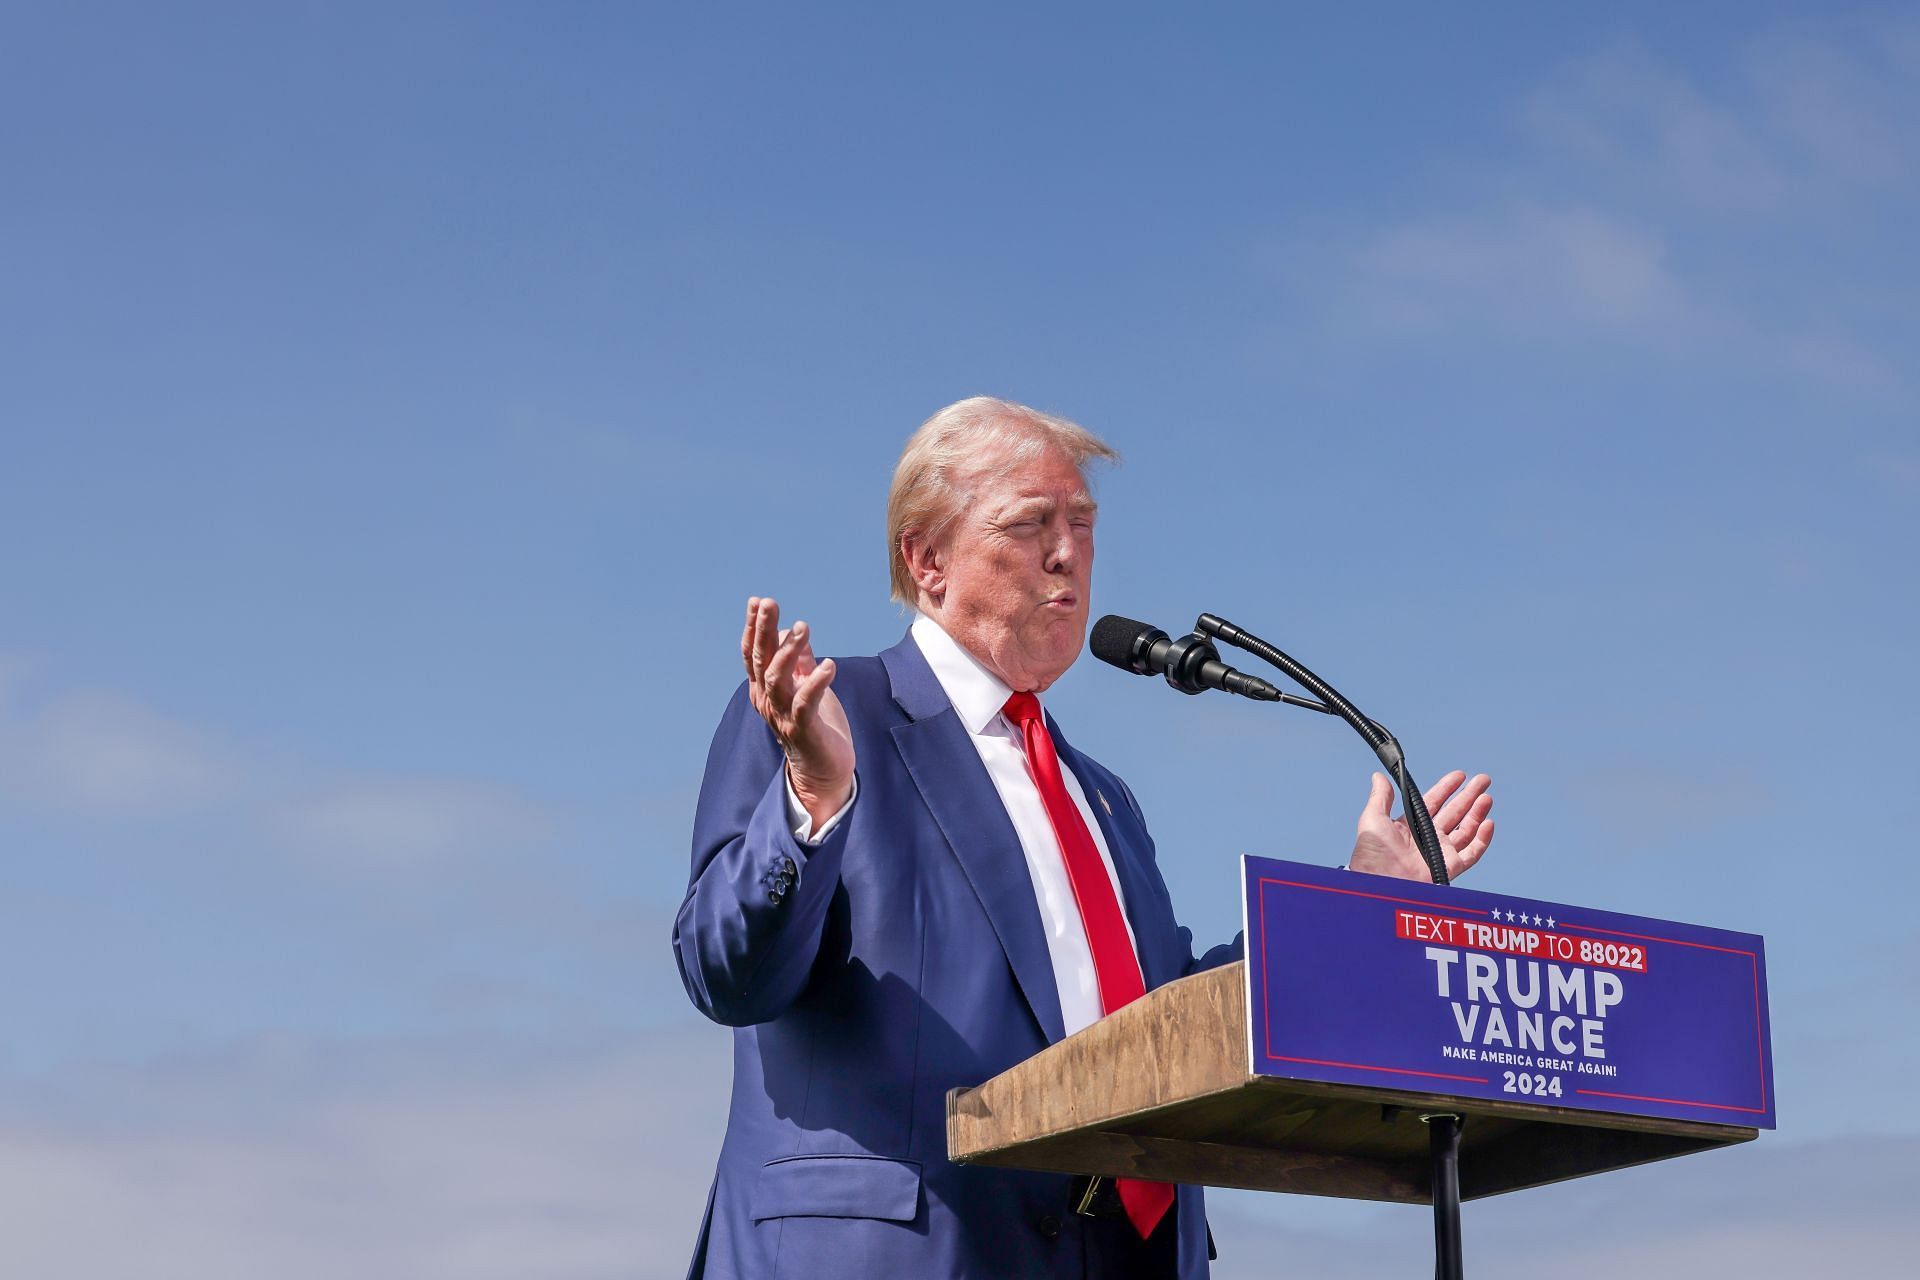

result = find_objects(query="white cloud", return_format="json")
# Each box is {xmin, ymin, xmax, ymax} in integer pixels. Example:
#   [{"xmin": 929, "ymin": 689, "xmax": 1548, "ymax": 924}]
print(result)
[
  {"xmin": 1744, "ymin": 21, "xmax": 1920, "ymax": 194},
  {"xmin": 1343, "ymin": 204, "xmax": 1683, "ymax": 336},
  {"xmin": 1521, "ymin": 26, "xmax": 1920, "ymax": 213},
  {"xmin": 0, "ymin": 662, "xmax": 556, "ymax": 896},
  {"xmin": 1209, "ymin": 1133, "xmax": 1920, "ymax": 1279},
  {"xmin": 277, "ymin": 775, "xmax": 550, "ymax": 869},
  {"xmin": 0, "ymin": 686, "xmax": 233, "ymax": 814},
  {"xmin": 1522, "ymin": 46, "xmax": 1788, "ymax": 208},
  {"xmin": 0, "ymin": 1026, "xmax": 734, "ymax": 1280},
  {"xmin": 1271, "ymin": 20, "xmax": 1918, "ymax": 405},
  {"xmin": 1553, "ymin": 761, "xmax": 1772, "ymax": 842},
  {"xmin": 1780, "ymin": 330, "xmax": 1906, "ymax": 400}
]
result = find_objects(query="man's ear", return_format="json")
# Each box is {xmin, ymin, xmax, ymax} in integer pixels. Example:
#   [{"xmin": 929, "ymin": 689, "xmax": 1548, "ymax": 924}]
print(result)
[{"xmin": 901, "ymin": 531, "xmax": 944, "ymax": 603}]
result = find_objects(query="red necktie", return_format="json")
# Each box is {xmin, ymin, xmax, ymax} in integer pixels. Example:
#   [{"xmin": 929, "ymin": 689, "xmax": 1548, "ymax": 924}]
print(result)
[{"xmin": 1003, "ymin": 692, "xmax": 1174, "ymax": 1240}]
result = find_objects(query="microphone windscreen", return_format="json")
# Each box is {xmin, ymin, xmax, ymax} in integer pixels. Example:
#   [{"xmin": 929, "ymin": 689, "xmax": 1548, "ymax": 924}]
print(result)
[{"xmin": 1089, "ymin": 614, "xmax": 1154, "ymax": 671}]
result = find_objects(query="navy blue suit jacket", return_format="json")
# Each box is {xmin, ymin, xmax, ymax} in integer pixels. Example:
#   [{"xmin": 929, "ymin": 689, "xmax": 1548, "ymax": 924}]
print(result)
[{"xmin": 674, "ymin": 632, "xmax": 1235, "ymax": 1278}]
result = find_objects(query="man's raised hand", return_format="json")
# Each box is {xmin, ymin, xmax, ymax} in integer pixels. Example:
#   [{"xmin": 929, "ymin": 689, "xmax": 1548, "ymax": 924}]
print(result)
[
  {"xmin": 742, "ymin": 597, "xmax": 855, "ymax": 827},
  {"xmin": 1349, "ymin": 769, "xmax": 1495, "ymax": 883}
]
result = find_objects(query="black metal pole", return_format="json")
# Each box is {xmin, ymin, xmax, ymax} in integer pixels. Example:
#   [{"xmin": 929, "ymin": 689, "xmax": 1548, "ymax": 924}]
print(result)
[{"xmin": 1422, "ymin": 1112, "xmax": 1464, "ymax": 1280}]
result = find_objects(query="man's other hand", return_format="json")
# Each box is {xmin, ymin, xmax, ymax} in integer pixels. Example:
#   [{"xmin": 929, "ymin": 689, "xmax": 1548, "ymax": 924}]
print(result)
[
  {"xmin": 1349, "ymin": 770, "xmax": 1494, "ymax": 883},
  {"xmin": 742, "ymin": 597, "xmax": 855, "ymax": 827}
]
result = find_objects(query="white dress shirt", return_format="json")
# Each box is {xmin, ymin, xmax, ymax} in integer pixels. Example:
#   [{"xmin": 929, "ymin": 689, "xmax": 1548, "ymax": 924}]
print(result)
[
  {"xmin": 790, "ymin": 615, "xmax": 1141, "ymax": 1037},
  {"xmin": 907, "ymin": 613, "xmax": 1140, "ymax": 1035}
]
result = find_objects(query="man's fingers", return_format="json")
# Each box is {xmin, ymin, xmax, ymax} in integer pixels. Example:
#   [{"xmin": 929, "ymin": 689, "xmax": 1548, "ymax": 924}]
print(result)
[
  {"xmin": 1451, "ymin": 819, "xmax": 1495, "ymax": 874},
  {"xmin": 1362, "ymin": 771, "xmax": 1394, "ymax": 820},
  {"xmin": 1429, "ymin": 775, "xmax": 1471, "ymax": 830},
  {"xmin": 1447, "ymin": 792, "xmax": 1493, "ymax": 844},
  {"xmin": 747, "ymin": 597, "xmax": 782, "ymax": 683},
  {"xmin": 740, "ymin": 597, "xmax": 761, "ymax": 672},
  {"xmin": 743, "ymin": 597, "xmax": 777, "ymax": 679},
  {"xmin": 789, "ymin": 621, "xmax": 817, "ymax": 678},
  {"xmin": 763, "ymin": 620, "xmax": 808, "ymax": 696},
  {"xmin": 1420, "ymin": 769, "xmax": 1468, "ymax": 816},
  {"xmin": 788, "ymin": 657, "xmax": 837, "ymax": 723},
  {"xmin": 1433, "ymin": 773, "xmax": 1491, "ymax": 834}
]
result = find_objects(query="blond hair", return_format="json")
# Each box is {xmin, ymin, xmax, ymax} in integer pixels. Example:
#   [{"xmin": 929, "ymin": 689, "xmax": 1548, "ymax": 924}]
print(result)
[{"xmin": 886, "ymin": 396, "xmax": 1119, "ymax": 606}]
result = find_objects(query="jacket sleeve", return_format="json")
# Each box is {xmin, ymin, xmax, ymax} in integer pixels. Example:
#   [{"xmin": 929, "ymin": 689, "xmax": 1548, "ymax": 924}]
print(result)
[
  {"xmin": 1184, "ymin": 931, "xmax": 1246, "ymax": 975},
  {"xmin": 1111, "ymin": 774, "xmax": 1245, "ymax": 977},
  {"xmin": 671, "ymin": 680, "xmax": 855, "ymax": 1026}
]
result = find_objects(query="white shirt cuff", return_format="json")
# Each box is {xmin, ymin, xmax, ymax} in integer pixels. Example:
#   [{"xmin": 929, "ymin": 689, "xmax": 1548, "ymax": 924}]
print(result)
[{"xmin": 786, "ymin": 772, "xmax": 857, "ymax": 846}]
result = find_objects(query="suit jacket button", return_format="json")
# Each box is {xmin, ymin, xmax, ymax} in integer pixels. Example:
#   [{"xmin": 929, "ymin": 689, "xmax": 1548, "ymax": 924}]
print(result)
[
  {"xmin": 782, "ymin": 856, "xmax": 797, "ymax": 875},
  {"xmin": 767, "ymin": 889, "xmax": 783, "ymax": 905},
  {"xmin": 1036, "ymin": 1214, "xmax": 1061, "ymax": 1239}
]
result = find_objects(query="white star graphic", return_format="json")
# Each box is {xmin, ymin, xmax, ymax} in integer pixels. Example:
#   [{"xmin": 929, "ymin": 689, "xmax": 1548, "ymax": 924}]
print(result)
[{"xmin": 1545, "ymin": 916, "xmax": 1556, "ymax": 929}]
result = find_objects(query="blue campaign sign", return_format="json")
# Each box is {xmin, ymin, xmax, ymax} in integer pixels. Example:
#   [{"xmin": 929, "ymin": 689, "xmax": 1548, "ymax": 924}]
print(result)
[{"xmin": 1242, "ymin": 856, "xmax": 1775, "ymax": 1129}]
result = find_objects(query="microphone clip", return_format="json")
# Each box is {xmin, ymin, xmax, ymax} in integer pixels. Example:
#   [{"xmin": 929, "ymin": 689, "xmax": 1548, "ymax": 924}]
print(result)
[{"xmin": 1123, "ymin": 625, "xmax": 1222, "ymax": 696}]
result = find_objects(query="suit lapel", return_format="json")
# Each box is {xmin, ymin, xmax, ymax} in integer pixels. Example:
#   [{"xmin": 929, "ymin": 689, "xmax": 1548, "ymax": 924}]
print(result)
[
  {"xmin": 1049, "ymin": 719, "xmax": 1175, "ymax": 993},
  {"xmin": 881, "ymin": 635, "xmax": 1067, "ymax": 1044}
]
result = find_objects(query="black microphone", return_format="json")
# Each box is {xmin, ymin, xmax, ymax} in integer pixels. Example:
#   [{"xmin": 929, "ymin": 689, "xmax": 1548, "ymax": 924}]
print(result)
[{"xmin": 1089, "ymin": 614, "xmax": 1285, "ymax": 701}]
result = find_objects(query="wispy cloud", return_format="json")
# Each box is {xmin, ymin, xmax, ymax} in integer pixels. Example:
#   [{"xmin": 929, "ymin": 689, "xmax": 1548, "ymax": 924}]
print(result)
[
  {"xmin": 0, "ymin": 676, "xmax": 234, "ymax": 814},
  {"xmin": 1210, "ymin": 1132, "xmax": 1920, "ymax": 1279},
  {"xmin": 1339, "ymin": 204, "xmax": 1683, "ymax": 337},
  {"xmin": 1270, "ymin": 20, "xmax": 1919, "ymax": 405},
  {"xmin": 0, "ymin": 1026, "xmax": 733, "ymax": 1280},
  {"xmin": 0, "ymin": 661, "xmax": 552, "ymax": 878},
  {"xmin": 1743, "ymin": 19, "xmax": 1920, "ymax": 195},
  {"xmin": 1553, "ymin": 759, "xmax": 1772, "ymax": 843},
  {"xmin": 277, "ymin": 776, "xmax": 551, "ymax": 870},
  {"xmin": 1521, "ymin": 47, "xmax": 1789, "ymax": 209},
  {"xmin": 1522, "ymin": 23, "xmax": 1920, "ymax": 210}
]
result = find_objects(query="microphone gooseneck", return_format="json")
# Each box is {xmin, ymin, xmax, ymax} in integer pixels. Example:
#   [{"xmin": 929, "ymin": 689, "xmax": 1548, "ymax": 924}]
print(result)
[
  {"xmin": 1194, "ymin": 612, "xmax": 1450, "ymax": 886},
  {"xmin": 1091, "ymin": 610, "xmax": 1451, "ymax": 885}
]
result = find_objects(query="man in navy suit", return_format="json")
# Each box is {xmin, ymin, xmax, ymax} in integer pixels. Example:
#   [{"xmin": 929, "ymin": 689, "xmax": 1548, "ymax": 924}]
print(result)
[{"xmin": 674, "ymin": 398, "xmax": 1495, "ymax": 1278}]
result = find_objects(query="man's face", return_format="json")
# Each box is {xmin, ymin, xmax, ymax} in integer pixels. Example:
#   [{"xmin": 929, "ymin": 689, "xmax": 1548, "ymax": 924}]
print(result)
[{"xmin": 931, "ymin": 444, "xmax": 1095, "ymax": 693}]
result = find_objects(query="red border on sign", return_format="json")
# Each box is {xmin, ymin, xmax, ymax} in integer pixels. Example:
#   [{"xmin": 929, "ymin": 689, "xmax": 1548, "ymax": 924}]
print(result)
[
  {"xmin": 1254, "ymin": 877, "xmax": 1770, "ymax": 1117},
  {"xmin": 1265, "ymin": 1053, "xmax": 1488, "ymax": 1084},
  {"xmin": 1562, "ymin": 921, "xmax": 1768, "ymax": 1116},
  {"xmin": 1256, "ymin": 878, "xmax": 1491, "ymax": 1084},
  {"xmin": 1260, "ymin": 877, "xmax": 1494, "ymax": 917}
]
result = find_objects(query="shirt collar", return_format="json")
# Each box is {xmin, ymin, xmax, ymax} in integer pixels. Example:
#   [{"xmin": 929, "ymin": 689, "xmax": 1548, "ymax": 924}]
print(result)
[{"xmin": 910, "ymin": 612, "xmax": 1021, "ymax": 736}]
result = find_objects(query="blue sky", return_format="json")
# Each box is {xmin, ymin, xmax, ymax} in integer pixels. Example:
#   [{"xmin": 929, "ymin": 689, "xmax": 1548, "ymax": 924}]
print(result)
[{"xmin": 3, "ymin": 3, "xmax": 1916, "ymax": 1275}]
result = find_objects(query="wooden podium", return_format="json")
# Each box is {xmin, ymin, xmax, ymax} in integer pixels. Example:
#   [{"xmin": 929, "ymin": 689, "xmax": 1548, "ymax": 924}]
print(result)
[
  {"xmin": 948, "ymin": 959, "xmax": 1757, "ymax": 1205},
  {"xmin": 950, "ymin": 858, "xmax": 1773, "ymax": 1276}
]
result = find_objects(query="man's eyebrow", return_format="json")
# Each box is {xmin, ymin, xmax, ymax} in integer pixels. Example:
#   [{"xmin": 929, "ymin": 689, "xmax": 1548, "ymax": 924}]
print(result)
[
  {"xmin": 997, "ymin": 495, "xmax": 1052, "ymax": 518},
  {"xmin": 999, "ymin": 493, "xmax": 1098, "ymax": 519}
]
